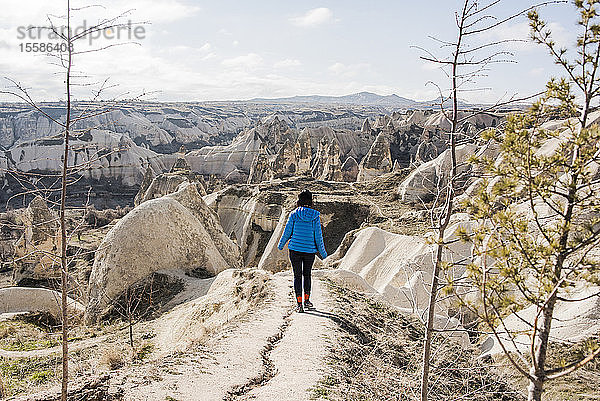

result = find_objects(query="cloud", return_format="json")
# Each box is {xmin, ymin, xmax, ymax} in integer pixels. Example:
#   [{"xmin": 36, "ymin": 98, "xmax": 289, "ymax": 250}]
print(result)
[
  {"xmin": 421, "ymin": 61, "xmax": 440, "ymax": 71},
  {"xmin": 479, "ymin": 21, "xmax": 574, "ymax": 53},
  {"xmin": 274, "ymin": 58, "xmax": 301, "ymax": 68},
  {"xmin": 162, "ymin": 43, "xmax": 212, "ymax": 55},
  {"xmin": 107, "ymin": 0, "xmax": 201, "ymax": 24},
  {"xmin": 290, "ymin": 8, "xmax": 333, "ymax": 27},
  {"xmin": 221, "ymin": 53, "xmax": 263, "ymax": 69},
  {"xmin": 328, "ymin": 62, "xmax": 370, "ymax": 78},
  {"xmin": 530, "ymin": 67, "xmax": 544, "ymax": 76},
  {"xmin": 0, "ymin": 0, "xmax": 199, "ymax": 28}
]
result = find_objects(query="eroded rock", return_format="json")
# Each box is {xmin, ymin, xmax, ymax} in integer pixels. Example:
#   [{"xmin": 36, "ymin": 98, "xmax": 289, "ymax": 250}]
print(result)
[
  {"xmin": 357, "ymin": 133, "xmax": 393, "ymax": 181},
  {"xmin": 397, "ymin": 143, "xmax": 478, "ymax": 202},
  {"xmin": 12, "ymin": 196, "xmax": 60, "ymax": 285},
  {"xmin": 134, "ymin": 159, "xmax": 207, "ymax": 207},
  {"xmin": 340, "ymin": 156, "xmax": 359, "ymax": 182},
  {"xmin": 320, "ymin": 138, "xmax": 342, "ymax": 181},
  {"xmin": 86, "ymin": 183, "xmax": 242, "ymax": 322},
  {"xmin": 0, "ymin": 287, "xmax": 84, "ymax": 319},
  {"xmin": 272, "ymin": 140, "xmax": 299, "ymax": 179}
]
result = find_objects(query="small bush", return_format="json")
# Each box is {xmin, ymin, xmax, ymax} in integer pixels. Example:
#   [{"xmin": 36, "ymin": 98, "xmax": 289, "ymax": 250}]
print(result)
[
  {"xmin": 135, "ymin": 341, "xmax": 154, "ymax": 361},
  {"xmin": 29, "ymin": 370, "xmax": 53, "ymax": 384},
  {"xmin": 99, "ymin": 346, "xmax": 126, "ymax": 370}
]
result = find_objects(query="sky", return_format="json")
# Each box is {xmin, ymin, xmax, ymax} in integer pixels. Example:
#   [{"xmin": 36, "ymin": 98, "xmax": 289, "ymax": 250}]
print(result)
[{"xmin": 0, "ymin": 0, "xmax": 581, "ymax": 103}]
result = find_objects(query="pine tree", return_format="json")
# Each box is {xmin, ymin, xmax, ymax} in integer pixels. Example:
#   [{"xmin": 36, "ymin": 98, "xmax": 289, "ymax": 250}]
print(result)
[{"xmin": 460, "ymin": 3, "xmax": 600, "ymax": 400}]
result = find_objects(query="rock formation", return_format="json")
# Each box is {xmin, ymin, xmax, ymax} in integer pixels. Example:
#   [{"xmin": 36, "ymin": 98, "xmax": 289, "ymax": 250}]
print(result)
[
  {"xmin": 12, "ymin": 196, "xmax": 60, "ymax": 285},
  {"xmin": 331, "ymin": 222, "xmax": 473, "ymax": 344},
  {"xmin": 86, "ymin": 183, "xmax": 242, "ymax": 321},
  {"xmin": 0, "ymin": 103, "xmax": 505, "ymax": 208},
  {"xmin": 6, "ymin": 129, "xmax": 166, "ymax": 186},
  {"xmin": 0, "ymin": 153, "xmax": 7, "ymax": 179},
  {"xmin": 186, "ymin": 116, "xmax": 294, "ymax": 180},
  {"xmin": 481, "ymin": 284, "xmax": 600, "ymax": 357},
  {"xmin": 258, "ymin": 115, "xmax": 296, "ymax": 150},
  {"xmin": 304, "ymin": 126, "xmax": 374, "ymax": 163},
  {"xmin": 361, "ymin": 118, "xmax": 372, "ymax": 134},
  {"xmin": 186, "ymin": 129, "xmax": 262, "ymax": 179},
  {"xmin": 397, "ymin": 143, "xmax": 479, "ymax": 202},
  {"xmin": 357, "ymin": 133, "xmax": 393, "ymax": 181},
  {"xmin": 295, "ymin": 129, "xmax": 312, "ymax": 174},
  {"xmin": 310, "ymin": 137, "xmax": 329, "ymax": 179},
  {"xmin": 205, "ymin": 185, "xmax": 284, "ymax": 267},
  {"xmin": 341, "ymin": 157, "xmax": 359, "ymax": 182},
  {"xmin": 0, "ymin": 103, "xmax": 253, "ymax": 153},
  {"xmin": 271, "ymin": 140, "xmax": 299, "ymax": 179},
  {"xmin": 224, "ymin": 169, "xmax": 246, "ymax": 183},
  {"xmin": 365, "ymin": 110, "xmax": 502, "ymax": 170},
  {"xmin": 374, "ymin": 114, "xmax": 391, "ymax": 128},
  {"xmin": 320, "ymin": 138, "xmax": 342, "ymax": 181},
  {"xmin": 0, "ymin": 287, "xmax": 84, "ymax": 319},
  {"xmin": 134, "ymin": 157, "xmax": 207, "ymax": 207},
  {"xmin": 247, "ymin": 147, "xmax": 273, "ymax": 184},
  {"xmin": 170, "ymin": 153, "xmax": 191, "ymax": 173},
  {"xmin": 134, "ymin": 166, "xmax": 156, "ymax": 206}
]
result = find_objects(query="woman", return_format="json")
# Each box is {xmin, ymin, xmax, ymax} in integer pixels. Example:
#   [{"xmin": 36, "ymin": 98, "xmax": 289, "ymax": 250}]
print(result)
[{"xmin": 277, "ymin": 190, "xmax": 327, "ymax": 313}]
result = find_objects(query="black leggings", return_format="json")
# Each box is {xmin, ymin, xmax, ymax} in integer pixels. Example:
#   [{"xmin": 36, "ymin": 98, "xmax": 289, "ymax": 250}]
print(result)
[{"xmin": 289, "ymin": 249, "xmax": 315, "ymax": 299}]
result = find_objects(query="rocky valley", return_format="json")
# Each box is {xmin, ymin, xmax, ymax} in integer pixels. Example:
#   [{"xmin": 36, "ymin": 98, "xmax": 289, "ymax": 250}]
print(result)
[{"xmin": 0, "ymin": 89, "xmax": 598, "ymax": 401}]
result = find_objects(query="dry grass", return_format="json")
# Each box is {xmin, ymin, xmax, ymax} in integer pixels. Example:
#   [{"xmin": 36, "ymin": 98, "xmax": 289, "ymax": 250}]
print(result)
[
  {"xmin": 0, "ymin": 355, "xmax": 57, "ymax": 397},
  {"xmin": 0, "ymin": 373, "xmax": 6, "ymax": 398},
  {"xmin": 314, "ymin": 279, "xmax": 522, "ymax": 401},
  {"xmin": 495, "ymin": 338, "xmax": 600, "ymax": 401},
  {"xmin": 98, "ymin": 345, "xmax": 128, "ymax": 371},
  {"xmin": 0, "ymin": 319, "xmax": 60, "ymax": 352}
]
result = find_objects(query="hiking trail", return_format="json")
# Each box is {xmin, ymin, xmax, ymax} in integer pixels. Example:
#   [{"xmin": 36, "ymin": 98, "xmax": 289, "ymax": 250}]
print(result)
[{"xmin": 119, "ymin": 271, "xmax": 337, "ymax": 401}]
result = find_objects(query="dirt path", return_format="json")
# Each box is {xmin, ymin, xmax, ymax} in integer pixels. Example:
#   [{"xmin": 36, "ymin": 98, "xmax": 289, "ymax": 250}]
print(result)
[{"xmin": 119, "ymin": 271, "xmax": 337, "ymax": 401}]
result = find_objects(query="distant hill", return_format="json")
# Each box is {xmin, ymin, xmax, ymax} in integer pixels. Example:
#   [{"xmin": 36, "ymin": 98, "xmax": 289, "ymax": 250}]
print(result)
[
  {"xmin": 248, "ymin": 91, "xmax": 415, "ymax": 107},
  {"xmin": 248, "ymin": 92, "xmax": 419, "ymax": 107},
  {"xmin": 247, "ymin": 91, "xmax": 482, "ymax": 109}
]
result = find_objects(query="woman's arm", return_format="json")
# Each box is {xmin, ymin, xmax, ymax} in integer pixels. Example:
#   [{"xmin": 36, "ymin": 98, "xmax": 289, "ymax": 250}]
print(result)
[
  {"xmin": 314, "ymin": 217, "xmax": 327, "ymax": 259},
  {"xmin": 277, "ymin": 214, "xmax": 294, "ymax": 250}
]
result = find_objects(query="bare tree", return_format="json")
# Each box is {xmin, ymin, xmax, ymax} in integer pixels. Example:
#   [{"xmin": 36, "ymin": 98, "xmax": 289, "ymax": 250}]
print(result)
[
  {"xmin": 113, "ymin": 276, "xmax": 158, "ymax": 350},
  {"xmin": 413, "ymin": 1, "xmax": 562, "ymax": 400},
  {"xmin": 0, "ymin": 2, "xmax": 147, "ymax": 399}
]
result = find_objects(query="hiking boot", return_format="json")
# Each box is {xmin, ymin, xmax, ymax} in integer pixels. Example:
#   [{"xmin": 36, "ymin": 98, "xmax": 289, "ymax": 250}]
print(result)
[
  {"xmin": 304, "ymin": 299, "xmax": 314, "ymax": 309},
  {"xmin": 297, "ymin": 304, "xmax": 304, "ymax": 313}
]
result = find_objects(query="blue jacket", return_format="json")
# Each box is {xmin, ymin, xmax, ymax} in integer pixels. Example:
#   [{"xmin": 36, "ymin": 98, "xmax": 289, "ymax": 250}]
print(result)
[{"xmin": 277, "ymin": 207, "xmax": 327, "ymax": 259}]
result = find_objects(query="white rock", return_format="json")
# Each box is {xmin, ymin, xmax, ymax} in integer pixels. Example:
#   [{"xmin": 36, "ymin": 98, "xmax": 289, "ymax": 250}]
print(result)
[
  {"xmin": 0, "ymin": 287, "xmax": 84, "ymax": 318},
  {"xmin": 397, "ymin": 143, "xmax": 478, "ymax": 201},
  {"xmin": 481, "ymin": 285, "xmax": 600, "ymax": 357},
  {"xmin": 86, "ymin": 183, "xmax": 242, "ymax": 321},
  {"xmin": 7, "ymin": 129, "xmax": 166, "ymax": 186}
]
